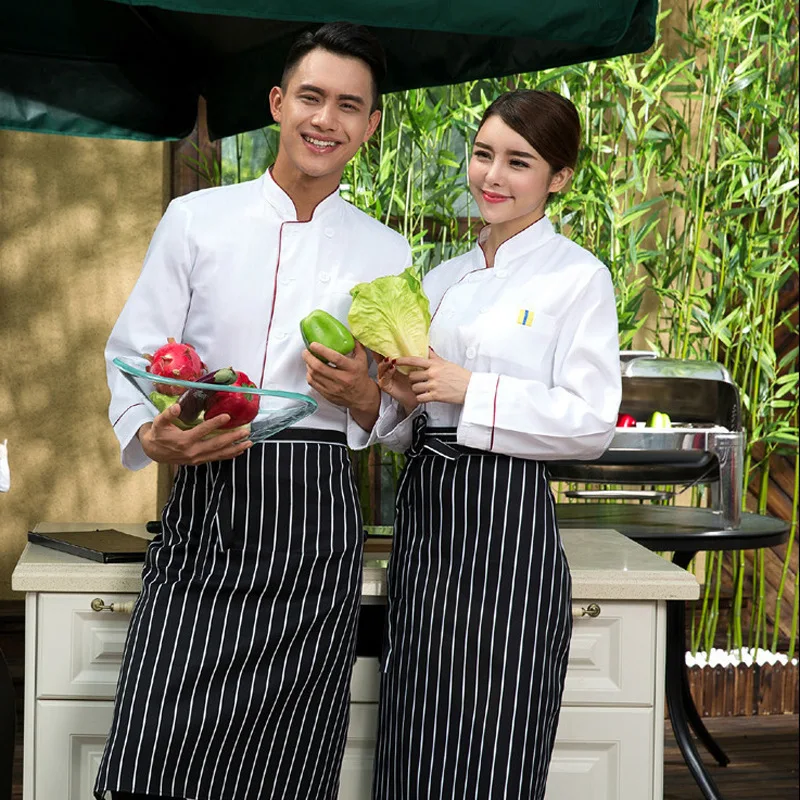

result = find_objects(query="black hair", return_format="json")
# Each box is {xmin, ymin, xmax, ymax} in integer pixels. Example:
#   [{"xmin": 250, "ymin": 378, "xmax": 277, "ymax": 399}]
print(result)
[{"xmin": 281, "ymin": 22, "xmax": 386, "ymax": 112}]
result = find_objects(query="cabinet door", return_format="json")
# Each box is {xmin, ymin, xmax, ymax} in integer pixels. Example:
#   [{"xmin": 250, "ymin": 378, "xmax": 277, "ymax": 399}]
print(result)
[
  {"xmin": 545, "ymin": 707, "xmax": 654, "ymax": 800},
  {"xmin": 35, "ymin": 700, "xmax": 114, "ymax": 800},
  {"xmin": 562, "ymin": 601, "xmax": 655, "ymax": 706},
  {"xmin": 38, "ymin": 593, "xmax": 136, "ymax": 699}
]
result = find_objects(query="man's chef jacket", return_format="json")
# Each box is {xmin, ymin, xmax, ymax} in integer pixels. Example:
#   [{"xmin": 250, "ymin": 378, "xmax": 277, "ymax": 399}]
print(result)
[
  {"xmin": 373, "ymin": 216, "xmax": 621, "ymax": 460},
  {"xmin": 107, "ymin": 169, "xmax": 411, "ymax": 470}
]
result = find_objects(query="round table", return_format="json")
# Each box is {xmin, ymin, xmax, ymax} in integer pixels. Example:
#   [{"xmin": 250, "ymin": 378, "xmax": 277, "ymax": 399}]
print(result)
[{"xmin": 556, "ymin": 504, "xmax": 791, "ymax": 800}]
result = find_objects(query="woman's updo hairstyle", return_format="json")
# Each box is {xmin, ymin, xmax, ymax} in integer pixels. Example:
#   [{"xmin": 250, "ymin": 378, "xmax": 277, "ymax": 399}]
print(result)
[{"xmin": 477, "ymin": 89, "xmax": 581, "ymax": 175}]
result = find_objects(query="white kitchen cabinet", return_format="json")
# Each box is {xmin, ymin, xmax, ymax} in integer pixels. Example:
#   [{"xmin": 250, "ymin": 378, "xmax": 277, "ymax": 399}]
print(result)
[
  {"xmin": 14, "ymin": 524, "xmax": 698, "ymax": 800},
  {"xmin": 545, "ymin": 707, "xmax": 654, "ymax": 800},
  {"xmin": 24, "ymin": 593, "xmax": 666, "ymax": 800},
  {"xmin": 35, "ymin": 699, "xmax": 115, "ymax": 800}
]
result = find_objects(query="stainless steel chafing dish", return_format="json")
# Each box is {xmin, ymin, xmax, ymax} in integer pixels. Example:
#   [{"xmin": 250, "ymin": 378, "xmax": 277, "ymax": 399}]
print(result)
[{"xmin": 547, "ymin": 353, "xmax": 745, "ymax": 529}]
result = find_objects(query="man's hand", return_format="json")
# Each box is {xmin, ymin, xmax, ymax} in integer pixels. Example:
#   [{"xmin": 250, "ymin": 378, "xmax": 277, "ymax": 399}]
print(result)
[
  {"xmin": 302, "ymin": 341, "xmax": 380, "ymax": 430},
  {"xmin": 395, "ymin": 349, "xmax": 472, "ymax": 406},
  {"xmin": 138, "ymin": 403, "xmax": 253, "ymax": 466}
]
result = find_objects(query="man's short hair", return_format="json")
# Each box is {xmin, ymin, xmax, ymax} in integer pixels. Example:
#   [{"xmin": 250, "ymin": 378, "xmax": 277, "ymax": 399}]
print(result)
[{"xmin": 281, "ymin": 22, "xmax": 387, "ymax": 112}]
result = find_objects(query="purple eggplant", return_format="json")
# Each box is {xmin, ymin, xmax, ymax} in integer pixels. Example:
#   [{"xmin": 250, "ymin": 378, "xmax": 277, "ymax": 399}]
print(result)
[{"xmin": 177, "ymin": 367, "xmax": 237, "ymax": 425}]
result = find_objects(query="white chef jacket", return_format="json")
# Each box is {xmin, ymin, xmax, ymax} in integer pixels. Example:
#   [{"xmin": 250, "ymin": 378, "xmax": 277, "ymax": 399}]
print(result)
[
  {"xmin": 106, "ymin": 169, "xmax": 412, "ymax": 470},
  {"xmin": 372, "ymin": 216, "xmax": 621, "ymax": 460}
]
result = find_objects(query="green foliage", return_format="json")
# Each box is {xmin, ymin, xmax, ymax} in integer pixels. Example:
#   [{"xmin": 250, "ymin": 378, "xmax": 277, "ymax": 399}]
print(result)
[{"xmin": 218, "ymin": 0, "xmax": 798, "ymax": 654}]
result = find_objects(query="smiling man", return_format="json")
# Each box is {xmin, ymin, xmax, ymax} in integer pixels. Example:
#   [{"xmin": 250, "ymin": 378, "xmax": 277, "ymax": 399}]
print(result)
[{"xmin": 96, "ymin": 22, "xmax": 411, "ymax": 800}]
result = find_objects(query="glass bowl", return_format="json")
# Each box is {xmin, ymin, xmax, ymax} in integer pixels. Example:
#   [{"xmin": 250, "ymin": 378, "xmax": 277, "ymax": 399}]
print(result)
[{"xmin": 113, "ymin": 357, "xmax": 318, "ymax": 443}]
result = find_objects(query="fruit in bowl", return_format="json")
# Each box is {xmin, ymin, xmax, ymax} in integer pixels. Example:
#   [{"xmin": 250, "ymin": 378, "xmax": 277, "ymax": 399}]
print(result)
[
  {"xmin": 148, "ymin": 366, "xmax": 259, "ymax": 432},
  {"xmin": 144, "ymin": 338, "xmax": 206, "ymax": 395}
]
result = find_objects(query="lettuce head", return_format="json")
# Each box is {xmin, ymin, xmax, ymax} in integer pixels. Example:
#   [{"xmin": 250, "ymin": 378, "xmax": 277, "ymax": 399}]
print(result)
[{"xmin": 348, "ymin": 268, "xmax": 431, "ymax": 370}]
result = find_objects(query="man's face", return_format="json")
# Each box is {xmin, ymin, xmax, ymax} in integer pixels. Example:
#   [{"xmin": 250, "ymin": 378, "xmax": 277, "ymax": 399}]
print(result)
[{"xmin": 269, "ymin": 49, "xmax": 381, "ymax": 181}]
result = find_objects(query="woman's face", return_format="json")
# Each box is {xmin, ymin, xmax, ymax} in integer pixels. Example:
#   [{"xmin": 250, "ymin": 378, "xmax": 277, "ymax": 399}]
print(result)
[{"xmin": 468, "ymin": 114, "xmax": 571, "ymax": 227}]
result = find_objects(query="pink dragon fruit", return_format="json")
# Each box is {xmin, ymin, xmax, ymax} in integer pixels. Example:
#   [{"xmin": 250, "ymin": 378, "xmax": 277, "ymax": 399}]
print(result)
[{"xmin": 144, "ymin": 338, "xmax": 206, "ymax": 396}]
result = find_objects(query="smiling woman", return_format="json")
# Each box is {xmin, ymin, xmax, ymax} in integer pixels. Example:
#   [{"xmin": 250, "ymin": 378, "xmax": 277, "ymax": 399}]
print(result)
[{"xmin": 370, "ymin": 89, "xmax": 621, "ymax": 800}]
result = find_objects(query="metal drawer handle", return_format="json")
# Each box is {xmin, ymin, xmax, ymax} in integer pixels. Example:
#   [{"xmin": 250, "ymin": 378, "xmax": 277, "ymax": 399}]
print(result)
[
  {"xmin": 573, "ymin": 602, "xmax": 601, "ymax": 619},
  {"xmin": 90, "ymin": 597, "xmax": 135, "ymax": 614}
]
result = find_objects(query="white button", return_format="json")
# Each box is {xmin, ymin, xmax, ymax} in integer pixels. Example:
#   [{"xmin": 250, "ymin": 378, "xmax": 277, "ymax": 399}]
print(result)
[
  {"xmin": 466, "ymin": 346, "xmax": 477, "ymax": 359},
  {"xmin": 324, "ymin": 228, "xmax": 335, "ymax": 238},
  {"xmin": 280, "ymin": 276, "xmax": 291, "ymax": 286},
  {"xmin": 496, "ymin": 269, "xmax": 508, "ymax": 278},
  {"xmin": 479, "ymin": 306, "xmax": 490, "ymax": 314},
  {"xmin": 319, "ymin": 272, "xmax": 330, "ymax": 283},
  {"xmin": 275, "ymin": 332, "xmax": 287, "ymax": 341}
]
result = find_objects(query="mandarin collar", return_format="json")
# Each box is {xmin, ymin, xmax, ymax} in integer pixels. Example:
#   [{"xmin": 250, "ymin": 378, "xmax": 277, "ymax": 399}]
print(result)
[
  {"xmin": 260, "ymin": 166, "xmax": 342, "ymax": 222},
  {"xmin": 478, "ymin": 215, "xmax": 557, "ymax": 268}
]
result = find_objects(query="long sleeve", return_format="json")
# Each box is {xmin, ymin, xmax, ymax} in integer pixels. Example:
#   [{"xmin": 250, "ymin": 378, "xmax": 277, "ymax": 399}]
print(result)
[
  {"xmin": 105, "ymin": 199, "xmax": 193, "ymax": 470},
  {"xmin": 458, "ymin": 267, "xmax": 621, "ymax": 460}
]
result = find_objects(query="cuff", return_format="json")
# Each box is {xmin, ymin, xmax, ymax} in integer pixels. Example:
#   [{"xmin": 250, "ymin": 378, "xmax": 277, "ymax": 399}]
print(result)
[
  {"xmin": 346, "ymin": 390, "xmax": 393, "ymax": 450},
  {"xmin": 113, "ymin": 403, "xmax": 155, "ymax": 471},
  {"xmin": 457, "ymin": 372, "xmax": 500, "ymax": 451}
]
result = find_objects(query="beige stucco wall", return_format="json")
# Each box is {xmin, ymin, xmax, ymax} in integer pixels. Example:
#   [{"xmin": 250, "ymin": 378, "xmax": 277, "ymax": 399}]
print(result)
[{"xmin": 0, "ymin": 130, "xmax": 167, "ymax": 599}]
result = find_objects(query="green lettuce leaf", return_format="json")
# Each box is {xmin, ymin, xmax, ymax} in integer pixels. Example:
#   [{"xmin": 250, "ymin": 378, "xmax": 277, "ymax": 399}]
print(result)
[{"xmin": 348, "ymin": 268, "xmax": 431, "ymax": 366}]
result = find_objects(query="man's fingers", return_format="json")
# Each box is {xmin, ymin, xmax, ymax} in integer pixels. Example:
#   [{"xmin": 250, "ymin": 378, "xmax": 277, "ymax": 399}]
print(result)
[
  {"xmin": 308, "ymin": 342, "xmax": 349, "ymax": 369},
  {"xmin": 152, "ymin": 402, "xmax": 182, "ymax": 429}
]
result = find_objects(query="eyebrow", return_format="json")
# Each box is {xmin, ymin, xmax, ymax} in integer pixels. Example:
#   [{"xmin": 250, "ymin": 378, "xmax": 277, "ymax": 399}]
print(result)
[
  {"xmin": 297, "ymin": 83, "xmax": 366, "ymax": 106},
  {"xmin": 474, "ymin": 140, "xmax": 536, "ymax": 159}
]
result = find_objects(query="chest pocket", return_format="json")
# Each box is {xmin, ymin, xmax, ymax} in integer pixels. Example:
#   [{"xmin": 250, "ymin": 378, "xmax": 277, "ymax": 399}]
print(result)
[{"xmin": 478, "ymin": 305, "xmax": 558, "ymax": 377}]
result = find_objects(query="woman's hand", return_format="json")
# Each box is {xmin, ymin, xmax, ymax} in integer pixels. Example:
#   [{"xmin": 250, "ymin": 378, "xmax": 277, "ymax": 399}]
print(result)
[
  {"xmin": 395, "ymin": 350, "xmax": 472, "ymax": 406},
  {"xmin": 376, "ymin": 358, "xmax": 418, "ymax": 415}
]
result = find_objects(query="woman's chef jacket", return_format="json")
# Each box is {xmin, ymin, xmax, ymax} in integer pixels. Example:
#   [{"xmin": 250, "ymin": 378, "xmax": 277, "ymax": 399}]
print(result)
[
  {"xmin": 106, "ymin": 169, "xmax": 411, "ymax": 470},
  {"xmin": 374, "ymin": 216, "xmax": 621, "ymax": 459}
]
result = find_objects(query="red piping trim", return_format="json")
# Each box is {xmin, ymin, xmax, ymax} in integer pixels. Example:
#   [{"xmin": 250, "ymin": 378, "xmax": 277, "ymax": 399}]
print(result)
[
  {"xmin": 113, "ymin": 402, "xmax": 144, "ymax": 427},
  {"xmin": 430, "ymin": 266, "xmax": 489, "ymax": 324},
  {"xmin": 479, "ymin": 214, "xmax": 547, "ymax": 267},
  {"xmin": 489, "ymin": 376, "xmax": 500, "ymax": 451},
  {"xmin": 259, "ymin": 176, "xmax": 340, "ymax": 388}
]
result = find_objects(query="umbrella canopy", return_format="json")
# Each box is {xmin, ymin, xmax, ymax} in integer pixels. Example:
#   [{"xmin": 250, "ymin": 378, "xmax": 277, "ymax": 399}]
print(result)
[{"xmin": 0, "ymin": 0, "xmax": 657, "ymax": 141}]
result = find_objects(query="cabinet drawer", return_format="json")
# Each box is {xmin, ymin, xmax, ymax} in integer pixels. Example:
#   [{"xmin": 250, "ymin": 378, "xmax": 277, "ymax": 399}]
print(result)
[
  {"xmin": 37, "ymin": 592, "xmax": 382, "ymax": 703},
  {"xmin": 35, "ymin": 699, "xmax": 115, "ymax": 799},
  {"xmin": 37, "ymin": 593, "xmax": 137, "ymax": 699},
  {"xmin": 545, "ymin": 706, "xmax": 654, "ymax": 800},
  {"xmin": 563, "ymin": 601, "xmax": 655, "ymax": 706}
]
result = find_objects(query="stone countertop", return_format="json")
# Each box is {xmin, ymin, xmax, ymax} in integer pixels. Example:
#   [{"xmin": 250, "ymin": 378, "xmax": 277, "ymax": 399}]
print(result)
[{"xmin": 12, "ymin": 522, "xmax": 699, "ymax": 600}]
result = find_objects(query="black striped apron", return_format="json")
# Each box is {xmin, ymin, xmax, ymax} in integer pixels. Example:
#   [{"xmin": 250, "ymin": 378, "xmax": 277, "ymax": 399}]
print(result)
[
  {"xmin": 374, "ymin": 416, "xmax": 572, "ymax": 800},
  {"xmin": 95, "ymin": 429, "xmax": 363, "ymax": 800}
]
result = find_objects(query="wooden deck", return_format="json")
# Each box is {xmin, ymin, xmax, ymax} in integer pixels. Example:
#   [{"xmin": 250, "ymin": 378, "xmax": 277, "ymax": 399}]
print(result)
[{"xmin": 664, "ymin": 715, "xmax": 799, "ymax": 800}]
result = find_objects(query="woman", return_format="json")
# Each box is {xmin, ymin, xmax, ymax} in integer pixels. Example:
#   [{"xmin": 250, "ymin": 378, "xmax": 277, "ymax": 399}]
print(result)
[{"xmin": 371, "ymin": 90, "xmax": 622, "ymax": 800}]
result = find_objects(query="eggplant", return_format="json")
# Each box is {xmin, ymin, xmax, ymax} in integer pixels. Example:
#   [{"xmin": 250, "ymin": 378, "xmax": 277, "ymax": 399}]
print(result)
[{"xmin": 177, "ymin": 367, "xmax": 237, "ymax": 425}]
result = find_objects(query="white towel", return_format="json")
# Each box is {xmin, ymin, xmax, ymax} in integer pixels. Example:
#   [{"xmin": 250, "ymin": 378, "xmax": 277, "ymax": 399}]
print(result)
[{"xmin": 0, "ymin": 439, "xmax": 9, "ymax": 492}]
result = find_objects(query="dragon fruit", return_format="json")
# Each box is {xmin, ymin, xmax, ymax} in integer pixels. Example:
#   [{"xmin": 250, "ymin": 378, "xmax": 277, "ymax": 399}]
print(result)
[{"xmin": 144, "ymin": 338, "xmax": 206, "ymax": 396}]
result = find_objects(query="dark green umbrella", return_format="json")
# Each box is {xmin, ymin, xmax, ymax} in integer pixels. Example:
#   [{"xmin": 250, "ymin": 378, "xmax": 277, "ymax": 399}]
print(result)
[{"xmin": 0, "ymin": 0, "xmax": 657, "ymax": 140}]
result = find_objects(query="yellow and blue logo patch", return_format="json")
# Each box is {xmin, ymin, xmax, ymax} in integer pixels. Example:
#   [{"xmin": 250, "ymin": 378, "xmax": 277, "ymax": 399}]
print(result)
[{"xmin": 517, "ymin": 308, "xmax": 534, "ymax": 326}]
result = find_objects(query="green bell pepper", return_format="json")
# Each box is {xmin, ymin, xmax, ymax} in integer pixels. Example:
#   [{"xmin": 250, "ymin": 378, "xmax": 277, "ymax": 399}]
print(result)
[
  {"xmin": 647, "ymin": 411, "xmax": 672, "ymax": 428},
  {"xmin": 300, "ymin": 310, "xmax": 355, "ymax": 361}
]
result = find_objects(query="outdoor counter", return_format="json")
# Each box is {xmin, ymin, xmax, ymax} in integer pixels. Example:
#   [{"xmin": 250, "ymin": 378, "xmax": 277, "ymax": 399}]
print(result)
[{"xmin": 13, "ymin": 521, "xmax": 698, "ymax": 600}]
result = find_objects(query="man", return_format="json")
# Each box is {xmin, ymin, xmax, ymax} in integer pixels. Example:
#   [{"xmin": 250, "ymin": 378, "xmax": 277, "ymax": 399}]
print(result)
[{"xmin": 95, "ymin": 22, "xmax": 410, "ymax": 800}]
